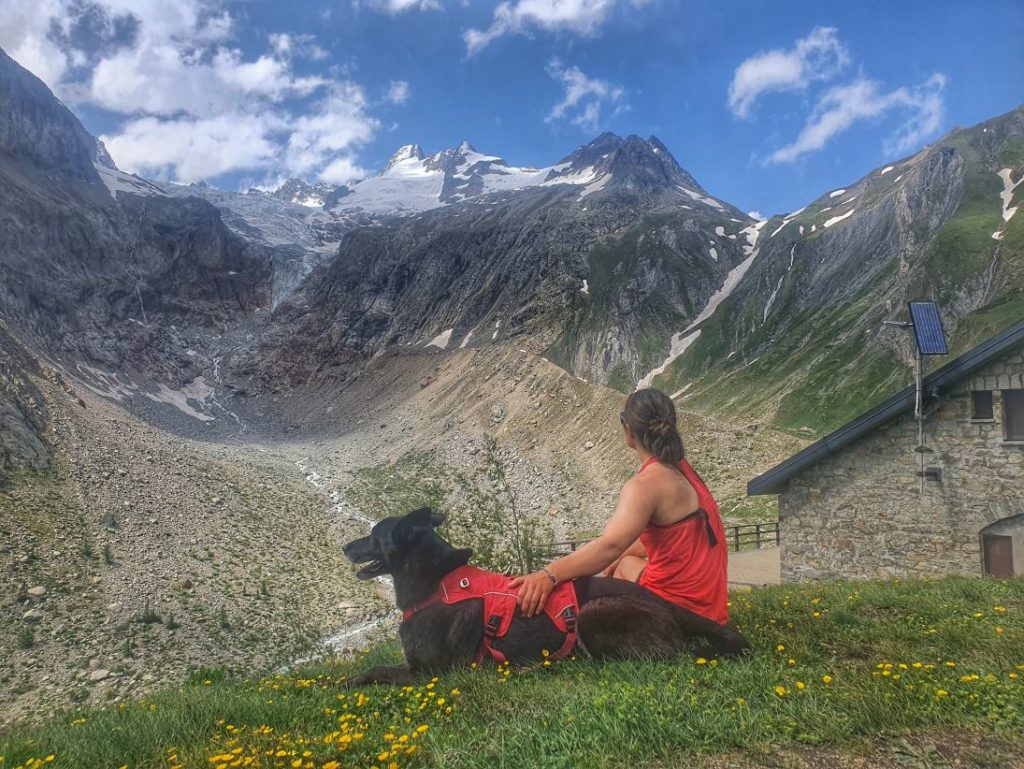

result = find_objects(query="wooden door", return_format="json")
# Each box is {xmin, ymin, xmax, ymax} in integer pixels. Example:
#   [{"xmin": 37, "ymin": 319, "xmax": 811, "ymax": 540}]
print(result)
[{"xmin": 983, "ymin": 534, "xmax": 1014, "ymax": 578}]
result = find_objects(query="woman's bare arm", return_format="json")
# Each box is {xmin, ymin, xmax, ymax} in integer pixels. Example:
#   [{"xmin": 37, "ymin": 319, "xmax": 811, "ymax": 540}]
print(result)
[
  {"xmin": 511, "ymin": 479, "xmax": 654, "ymax": 616},
  {"xmin": 603, "ymin": 537, "xmax": 647, "ymax": 577}
]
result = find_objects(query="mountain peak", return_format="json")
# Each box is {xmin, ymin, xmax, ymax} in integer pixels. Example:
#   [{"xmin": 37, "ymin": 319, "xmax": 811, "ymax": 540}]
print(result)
[
  {"xmin": 383, "ymin": 144, "xmax": 426, "ymax": 173},
  {"xmin": 0, "ymin": 47, "xmax": 100, "ymax": 182}
]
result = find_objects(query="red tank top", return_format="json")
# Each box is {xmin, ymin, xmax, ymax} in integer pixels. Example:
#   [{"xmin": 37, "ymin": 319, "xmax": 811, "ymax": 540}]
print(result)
[{"xmin": 636, "ymin": 457, "xmax": 729, "ymax": 625}]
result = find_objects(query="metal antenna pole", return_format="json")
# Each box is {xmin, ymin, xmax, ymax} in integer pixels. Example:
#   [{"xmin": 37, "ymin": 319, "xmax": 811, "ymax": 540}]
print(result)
[{"xmin": 916, "ymin": 350, "xmax": 924, "ymax": 494}]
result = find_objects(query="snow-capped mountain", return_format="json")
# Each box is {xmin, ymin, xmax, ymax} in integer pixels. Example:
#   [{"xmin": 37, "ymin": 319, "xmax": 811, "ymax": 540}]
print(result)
[
  {"xmin": 2, "ymin": 42, "xmax": 1021, "ymax": 439},
  {"xmin": 317, "ymin": 134, "xmax": 741, "ymax": 219},
  {"xmin": 264, "ymin": 178, "xmax": 338, "ymax": 208}
]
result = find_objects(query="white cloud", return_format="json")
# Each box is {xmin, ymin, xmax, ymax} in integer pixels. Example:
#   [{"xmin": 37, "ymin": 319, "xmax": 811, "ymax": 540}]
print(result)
[
  {"xmin": 0, "ymin": 0, "xmax": 80, "ymax": 88},
  {"xmin": 385, "ymin": 79, "xmax": 410, "ymax": 104},
  {"xmin": 767, "ymin": 74, "xmax": 947, "ymax": 164},
  {"xmin": 101, "ymin": 113, "xmax": 281, "ymax": 182},
  {"xmin": 1, "ymin": 0, "xmax": 377, "ymax": 185},
  {"xmin": 728, "ymin": 26, "xmax": 849, "ymax": 119},
  {"xmin": 268, "ymin": 32, "xmax": 329, "ymax": 61},
  {"xmin": 747, "ymin": 210, "xmax": 765, "ymax": 221},
  {"xmin": 358, "ymin": 0, "xmax": 441, "ymax": 13},
  {"xmin": 546, "ymin": 58, "xmax": 624, "ymax": 132},
  {"xmin": 465, "ymin": 0, "xmax": 645, "ymax": 56}
]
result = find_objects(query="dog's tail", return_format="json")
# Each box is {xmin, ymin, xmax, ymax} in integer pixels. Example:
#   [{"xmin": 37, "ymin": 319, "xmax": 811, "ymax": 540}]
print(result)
[
  {"xmin": 704, "ymin": 623, "xmax": 750, "ymax": 658},
  {"xmin": 670, "ymin": 606, "xmax": 751, "ymax": 658}
]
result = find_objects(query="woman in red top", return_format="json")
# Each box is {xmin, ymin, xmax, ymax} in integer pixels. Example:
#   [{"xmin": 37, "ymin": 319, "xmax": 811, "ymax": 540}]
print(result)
[{"xmin": 512, "ymin": 388, "xmax": 729, "ymax": 625}]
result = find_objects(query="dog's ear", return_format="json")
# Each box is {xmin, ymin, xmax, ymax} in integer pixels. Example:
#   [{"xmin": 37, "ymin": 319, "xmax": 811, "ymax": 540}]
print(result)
[{"xmin": 393, "ymin": 507, "xmax": 436, "ymax": 542}]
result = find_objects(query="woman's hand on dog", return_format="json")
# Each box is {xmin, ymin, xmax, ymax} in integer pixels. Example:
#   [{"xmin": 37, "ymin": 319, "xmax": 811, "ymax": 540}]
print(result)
[{"xmin": 510, "ymin": 571, "xmax": 556, "ymax": 618}]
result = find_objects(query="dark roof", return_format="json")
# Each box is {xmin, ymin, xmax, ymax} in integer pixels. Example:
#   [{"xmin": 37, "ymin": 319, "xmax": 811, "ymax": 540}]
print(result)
[{"xmin": 748, "ymin": 319, "xmax": 1024, "ymax": 496}]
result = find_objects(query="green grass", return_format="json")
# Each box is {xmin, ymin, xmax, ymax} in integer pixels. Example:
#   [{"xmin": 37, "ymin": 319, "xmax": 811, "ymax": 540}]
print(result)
[{"xmin": 3, "ymin": 576, "xmax": 1023, "ymax": 769}]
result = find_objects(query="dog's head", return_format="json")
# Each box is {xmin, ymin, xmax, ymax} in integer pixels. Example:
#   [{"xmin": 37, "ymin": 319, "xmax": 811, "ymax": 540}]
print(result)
[{"xmin": 343, "ymin": 506, "xmax": 464, "ymax": 580}]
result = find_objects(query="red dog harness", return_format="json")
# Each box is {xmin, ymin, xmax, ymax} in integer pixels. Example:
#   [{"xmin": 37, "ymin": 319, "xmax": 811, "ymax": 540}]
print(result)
[{"xmin": 402, "ymin": 564, "xmax": 579, "ymax": 664}]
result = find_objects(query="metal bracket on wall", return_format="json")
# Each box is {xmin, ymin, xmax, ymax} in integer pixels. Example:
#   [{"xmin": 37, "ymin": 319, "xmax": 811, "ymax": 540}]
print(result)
[{"xmin": 915, "ymin": 467, "xmax": 943, "ymax": 482}]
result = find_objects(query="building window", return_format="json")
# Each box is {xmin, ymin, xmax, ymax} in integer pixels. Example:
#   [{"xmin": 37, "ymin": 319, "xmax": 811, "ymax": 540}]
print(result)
[
  {"xmin": 971, "ymin": 390, "xmax": 994, "ymax": 420},
  {"xmin": 1004, "ymin": 389, "xmax": 1024, "ymax": 441}
]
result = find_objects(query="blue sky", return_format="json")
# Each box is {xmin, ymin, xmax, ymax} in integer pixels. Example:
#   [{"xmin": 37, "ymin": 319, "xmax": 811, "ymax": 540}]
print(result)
[{"xmin": 3, "ymin": 0, "xmax": 1022, "ymax": 215}]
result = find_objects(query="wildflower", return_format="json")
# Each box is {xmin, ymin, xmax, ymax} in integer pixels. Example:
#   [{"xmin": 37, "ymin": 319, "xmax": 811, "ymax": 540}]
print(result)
[
  {"xmin": 776, "ymin": 644, "xmax": 785, "ymax": 652},
  {"xmin": 787, "ymin": 658, "xmax": 796, "ymax": 667},
  {"xmin": 542, "ymin": 649, "xmax": 550, "ymax": 658},
  {"xmin": 324, "ymin": 763, "xmax": 340, "ymax": 769},
  {"xmin": 994, "ymin": 605, "xmax": 1007, "ymax": 613},
  {"xmin": 996, "ymin": 626, "xmax": 1005, "ymax": 635},
  {"xmin": 696, "ymin": 657, "xmax": 707, "ymax": 665},
  {"xmin": 821, "ymin": 675, "xmax": 832, "ymax": 685},
  {"xmin": 936, "ymin": 689, "xmax": 949, "ymax": 697},
  {"xmin": 795, "ymin": 681, "xmax": 805, "ymax": 690},
  {"xmin": 773, "ymin": 685, "xmax": 788, "ymax": 697}
]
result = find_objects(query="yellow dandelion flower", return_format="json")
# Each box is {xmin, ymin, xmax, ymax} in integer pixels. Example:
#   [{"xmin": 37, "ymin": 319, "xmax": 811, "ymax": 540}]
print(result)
[
  {"xmin": 795, "ymin": 681, "xmax": 805, "ymax": 690},
  {"xmin": 773, "ymin": 685, "xmax": 788, "ymax": 697},
  {"xmin": 776, "ymin": 644, "xmax": 785, "ymax": 652},
  {"xmin": 936, "ymin": 689, "xmax": 949, "ymax": 697},
  {"xmin": 696, "ymin": 657, "xmax": 707, "ymax": 665},
  {"xmin": 821, "ymin": 675, "xmax": 832, "ymax": 685}
]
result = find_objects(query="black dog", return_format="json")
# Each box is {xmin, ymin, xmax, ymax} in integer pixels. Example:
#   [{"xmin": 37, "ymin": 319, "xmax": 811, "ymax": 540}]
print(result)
[{"xmin": 341, "ymin": 507, "xmax": 750, "ymax": 685}]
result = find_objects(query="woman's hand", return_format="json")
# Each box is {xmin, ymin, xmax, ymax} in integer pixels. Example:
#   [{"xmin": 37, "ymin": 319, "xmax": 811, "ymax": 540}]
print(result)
[{"xmin": 509, "ymin": 570, "xmax": 556, "ymax": 618}]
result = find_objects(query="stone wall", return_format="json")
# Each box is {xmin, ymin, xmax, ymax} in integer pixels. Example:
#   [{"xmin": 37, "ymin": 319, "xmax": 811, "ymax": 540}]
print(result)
[{"xmin": 778, "ymin": 346, "xmax": 1024, "ymax": 581}]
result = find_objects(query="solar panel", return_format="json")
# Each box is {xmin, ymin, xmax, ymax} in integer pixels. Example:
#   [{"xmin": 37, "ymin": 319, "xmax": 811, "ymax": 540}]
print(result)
[{"xmin": 908, "ymin": 302, "xmax": 948, "ymax": 355}]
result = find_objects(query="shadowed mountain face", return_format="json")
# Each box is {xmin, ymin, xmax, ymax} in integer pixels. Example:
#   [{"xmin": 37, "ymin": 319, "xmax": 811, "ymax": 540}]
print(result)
[{"xmin": 0, "ymin": 44, "xmax": 1021, "ymax": 436}]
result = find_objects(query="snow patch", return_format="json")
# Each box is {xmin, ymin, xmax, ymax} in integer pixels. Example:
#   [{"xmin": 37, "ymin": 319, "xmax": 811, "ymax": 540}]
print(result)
[
  {"xmin": 142, "ymin": 378, "xmax": 216, "ymax": 422},
  {"xmin": 637, "ymin": 330, "xmax": 702, "ymax": 389},
  {"xmin": 880, "ymin": 166, "xmax": 894, "ymax": 176},
  {"xmin": 715, "ymin": 226, "xmax": 726, "ymax": 236},
  {"xmin": 829, "ymin": 189, "xmax": 846, "ymax": 198},
  {"xmin": 578, "ymin": 173, "xmax": 611, "ymax": 200},
  {"xmin": 677, "ymin": 186, "xmax": 725, "ymax": 211},
  {"xmin": 824, "ymin": 209, "xmax": 856, "ymax": 228},
  {"xmin": 459, "ymin": 330, "xmax": 474, "ymax": 348},
  {"xmin": 492, "ymin": 320, "xmax": 501, "ymax": 340},
  {"xmin": 95, "ymin": 163, "xmax": 166, "ymax": 199},
  {"xmin": 580, "ymin": 279, "xmax": 590, "ymax": 295},
  {"xmin": 670, "ymin": 382, "xmax": 694, "ymax": 400},
  {"xmin": 425, "ymin": 329, "xmax": 453, "ymax": 349},
  {"xmin": 709, "ymin": 247, "xmax": 718, "ymax": 261},
  {"xmin": 997, "ymin": 168, "xmax": 1021, "ymax": 223}
]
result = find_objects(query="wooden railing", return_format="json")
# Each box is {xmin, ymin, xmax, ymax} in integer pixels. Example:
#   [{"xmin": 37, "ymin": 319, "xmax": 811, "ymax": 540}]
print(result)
[{"xmin": 541, "ymin": 521, "xmax": 779, "ymax": 558}]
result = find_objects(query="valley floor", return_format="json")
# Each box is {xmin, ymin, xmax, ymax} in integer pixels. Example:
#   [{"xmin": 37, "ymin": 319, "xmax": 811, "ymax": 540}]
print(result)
[
  {"xmin": 1, "ymin": 576, "xmax": 1021, "ymax": 769},
  {"xmin": 1, "ymin": 343, "xmax": 805, "ymax": 727}
]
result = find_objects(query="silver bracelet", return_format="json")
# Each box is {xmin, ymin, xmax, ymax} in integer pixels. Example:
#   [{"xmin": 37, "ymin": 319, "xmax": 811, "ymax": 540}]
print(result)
[{"xmin": 540, "ymin": 567, "xmax": 558, "ymax": 586}]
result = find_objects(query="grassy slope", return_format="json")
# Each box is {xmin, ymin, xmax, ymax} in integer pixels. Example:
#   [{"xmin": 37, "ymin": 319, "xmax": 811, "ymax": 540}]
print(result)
[
  {"xmin": 2, "ymin": 576, "xmax": 1022, "ymax": 769},
  {"xmin": 653, "ymin": 120, "xmax": 1023, "ymax": 440}
]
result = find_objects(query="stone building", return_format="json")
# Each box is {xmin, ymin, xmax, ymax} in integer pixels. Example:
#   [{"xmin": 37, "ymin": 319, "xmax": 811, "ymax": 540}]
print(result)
[{"xmin": 748, "ymin": 320, "xmax": 1024, "ymax": 582}]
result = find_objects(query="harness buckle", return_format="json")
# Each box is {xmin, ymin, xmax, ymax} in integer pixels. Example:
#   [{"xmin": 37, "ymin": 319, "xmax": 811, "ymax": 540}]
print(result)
[
  {"xmin": 484, "ymin": 615, "xmax": 501, "ymax": 639},
  {"xmin": 562, "ymin": 605, "xmax": 577, "ymax": 633},
  {"xmin": 459, "ymin": 577, "xmax": 470, "ymax": 589}
]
